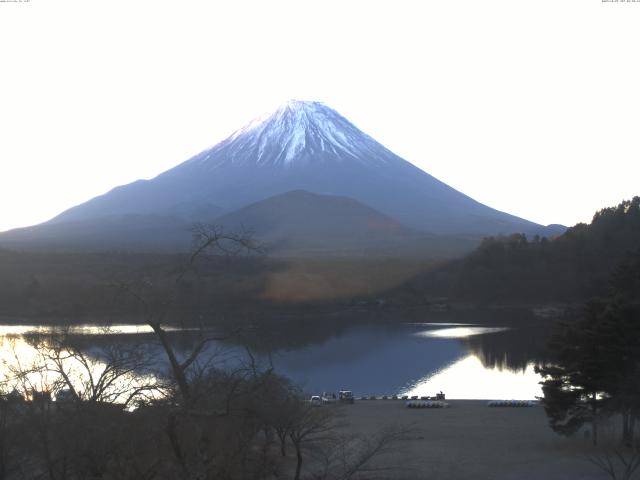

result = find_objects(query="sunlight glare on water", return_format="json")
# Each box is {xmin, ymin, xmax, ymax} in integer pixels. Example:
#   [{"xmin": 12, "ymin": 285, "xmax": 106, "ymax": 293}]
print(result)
[
  {"xmin": 0, "ymin": 324, "xmax": 193, "ymax": 336},
  {"xmin": 414, "ymin": 326, "xmax": 509, "ymax": 338},
  {"xmin": 401, "ymin": 355, "xmax": 542, "ymax": 400},
  {"xmin": 0, "ymin": 332, "xmax": 162, "ymax": 406}
]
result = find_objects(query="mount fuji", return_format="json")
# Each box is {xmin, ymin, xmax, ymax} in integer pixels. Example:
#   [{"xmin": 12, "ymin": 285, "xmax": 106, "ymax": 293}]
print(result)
[{"xmin": 0, "ymin": 101, "xmax": 562, "ymax": 255}]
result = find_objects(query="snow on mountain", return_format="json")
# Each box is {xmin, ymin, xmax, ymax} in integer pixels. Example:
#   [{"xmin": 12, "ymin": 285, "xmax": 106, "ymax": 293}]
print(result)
[
  {"xmin": 35, "ymin": 100, "xmax": 547, "ymax": 240},
  {"xmin": 184, "ymin": 100, "xmax": 394, "ymax": 169}
]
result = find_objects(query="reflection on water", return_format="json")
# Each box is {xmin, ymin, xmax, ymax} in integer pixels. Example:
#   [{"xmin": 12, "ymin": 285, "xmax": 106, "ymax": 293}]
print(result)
[
  {"xmin": 0, "ymin": 317, "xmax": 551, "ymax": 401},
  {"xmin": 0, "ymin": 331, "xmax": 163, "ymax": 406},
  {"xmin": 259, "ymin": 322, "xmax": 549, "ymax": 399},
  {"xmin": 0, "ymin": 324, "xmax": 188, "ymax": 336},
  {"xmin": 462, "ymin": 326, "xmax": 551, "ymax": 372},
  {"xmin": 414, "ymin": 326, "xmax": 509, "ymax": 338},
  {"xmin": 404, "ymin": 323, "xmax": 472, "ymax": 327},
  {"xmin": 401, "ymin": 356, "xmax": 541, "ymax": 400}
]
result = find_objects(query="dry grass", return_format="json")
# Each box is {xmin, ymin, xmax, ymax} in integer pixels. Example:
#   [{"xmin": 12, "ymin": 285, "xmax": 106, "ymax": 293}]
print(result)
[
  {"xmin": 260, "ymin": 257, "xmax": 439, "ymax": 303},
  {"xmin": 336, "ymin": 400, "xmax": 609, "ymax": 479}
]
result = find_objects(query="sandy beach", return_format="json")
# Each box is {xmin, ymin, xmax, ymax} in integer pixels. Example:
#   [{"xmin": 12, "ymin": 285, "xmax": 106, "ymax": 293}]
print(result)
[{"xmin": 339, "ymin": 400, "xmax": 614, "ymax": 480}]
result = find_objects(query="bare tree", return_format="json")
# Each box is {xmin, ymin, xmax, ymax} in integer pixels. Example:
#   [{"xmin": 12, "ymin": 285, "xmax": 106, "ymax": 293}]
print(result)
[
  {"xmin": 0, "ymin": 224, "xmax": 408, "ymax": 480},
  {"xmin": 118, "ymin": 224, "xmax": 259, "ymax": 406},
  {"xmin": 0, "ymin": 333, "xmax": 172, "ymax": 480},
  {"xmin": 113, "ymin": 224, "xmax": 266, "ymax": 478},
  {"xmin": 288, "ymin": 401, "xmax": 337, "ymax": 480},
  {"xmin": 310, "ymin": 426, "xmax": 413, "ymax": 480},
  {"xmin": 23, "ymin": 329, "xmax": 165, "ymax": 408},
  {"xmin": 588, "ymin": 448, "xmax": 640, "ymax": 480}
]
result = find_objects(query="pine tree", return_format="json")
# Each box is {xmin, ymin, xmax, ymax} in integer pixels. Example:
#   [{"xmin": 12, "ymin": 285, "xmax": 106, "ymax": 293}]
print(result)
[{"xmin": 537, "ymin": 251, "xmax": 640, "ymax": 445}]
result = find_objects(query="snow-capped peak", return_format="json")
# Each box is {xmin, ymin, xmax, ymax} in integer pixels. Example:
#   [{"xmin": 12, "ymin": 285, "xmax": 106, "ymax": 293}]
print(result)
[{"xmin": 191, "ymin": 100, "xmax": 397, "ymax": 169}]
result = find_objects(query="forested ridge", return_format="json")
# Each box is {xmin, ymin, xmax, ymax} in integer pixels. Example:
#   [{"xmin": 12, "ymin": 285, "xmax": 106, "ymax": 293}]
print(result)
[
  {"xmin": 535, "ymin": 225, "xmax": 640, "ymax": 450},
  {"xmin": 406, "ymin": 197, "xmax": 640, "ymax": 303}
]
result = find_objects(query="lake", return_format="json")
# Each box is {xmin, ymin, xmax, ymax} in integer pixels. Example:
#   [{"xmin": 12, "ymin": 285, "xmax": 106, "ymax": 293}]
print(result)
[
  {"xmin": 0, "ymin": 317, "xmax": 551, "ymax": 401},
  {"xmin": 247, "ymin": 322, "xmax": 548, "ymax": 399}
]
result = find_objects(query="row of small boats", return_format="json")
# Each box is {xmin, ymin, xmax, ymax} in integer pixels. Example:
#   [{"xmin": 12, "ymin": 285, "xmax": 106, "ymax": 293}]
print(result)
[
  {"xmin": 487, "ymin": 400, "xmax": 536, "ymax": 407},
  {"xmin": 349, "ymin": 396, "xmax": 537, "ymax": 407},
  {"xmin": 358, "ymin": 394, "xmax": 445, "ymax": 401},
  {"xmin": 405, "ymin": 400, "xmax": 537, "ymax": 408},
  {"xmin": 406, "ymin": 400, "xmax": 449, "ymax": 408}
]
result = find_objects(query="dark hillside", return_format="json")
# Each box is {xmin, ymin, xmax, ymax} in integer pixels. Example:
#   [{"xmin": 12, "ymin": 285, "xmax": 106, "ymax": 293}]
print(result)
[{"xmin": 399, "ymin": 197, "xmax": 640, "ymax": 303}]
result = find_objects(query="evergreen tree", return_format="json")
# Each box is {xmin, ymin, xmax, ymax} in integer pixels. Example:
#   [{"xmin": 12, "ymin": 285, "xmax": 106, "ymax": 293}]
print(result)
[
  {"xmin": 536, "ymin": 302, "xmax": 612, "ymax": 444},
  {"xmin": 537, "ymin": 251, "xmax": 640, "ymax": 445}
]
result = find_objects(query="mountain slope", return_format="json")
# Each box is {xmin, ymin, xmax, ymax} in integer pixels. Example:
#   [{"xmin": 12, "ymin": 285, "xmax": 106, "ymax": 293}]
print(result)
[
  {"xmin": 213, "ymin": 190, "xmax": 446, "ymax": 255},
  {"xmin": 0, "ymin": 214, "xmax": 193, "ymax": 252},
  {"xmin": 0, "ymin": 191, "xmax": 477, "ymax": 257},
  {"xmin": 47, "ymin": 100, "xmax": 548, "ymax": 237}
]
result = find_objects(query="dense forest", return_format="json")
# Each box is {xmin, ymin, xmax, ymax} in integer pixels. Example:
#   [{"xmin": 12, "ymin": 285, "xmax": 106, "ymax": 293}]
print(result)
[
  {"xmin": 536, "ymin": 237, "xmax": 640, "ymax": 449},
  {"xmin": 401, "ymin": 197, "xmax": 640, "ymax": 304}
]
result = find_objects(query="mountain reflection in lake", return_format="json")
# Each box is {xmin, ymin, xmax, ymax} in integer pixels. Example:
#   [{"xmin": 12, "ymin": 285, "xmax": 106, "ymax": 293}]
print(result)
[
  {"xmin": 259, "ymin": 324, "xmax": 548, "ymax": 400},
  {"xmin": 0, "ymin": 320, "xmax": 550, "ymax": 401}
]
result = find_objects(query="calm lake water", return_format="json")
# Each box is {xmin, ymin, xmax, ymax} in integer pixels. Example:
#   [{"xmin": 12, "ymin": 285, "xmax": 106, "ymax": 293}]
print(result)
[
  {"xmin": 0, "ymin": 319, "xmax": 550, "ymax": 400},
  {"xmin": 254, "ymin": 323, "xmax": 547, "ymax": 400}
]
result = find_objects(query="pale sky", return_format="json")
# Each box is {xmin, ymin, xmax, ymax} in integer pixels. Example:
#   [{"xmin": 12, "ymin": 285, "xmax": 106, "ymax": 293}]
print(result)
[{"xmin": 1, "ymin": 0, "xmax": 639, "ymax": 232}]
